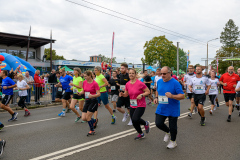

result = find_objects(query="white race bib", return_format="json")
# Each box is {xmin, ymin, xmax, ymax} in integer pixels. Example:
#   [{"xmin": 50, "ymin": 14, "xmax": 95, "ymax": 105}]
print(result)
[
  {"xmin": 85, "ymin": 92, "xmax": 90, "ymax": 98},
  {"xmin": 158, "ymin": 95, "xmax": 169, "ymax": 104},
  {"xmin": 58, "ymin": 88, "xmax": 62, "ymax": 92},
  {"xmin": 73, "ymin": 88, "xmax": 78, "ymax": 94},
  {"xmin": 120, "ymin": 85, "xmax": 125, "ymax": 91},
  {"xmin": 130, "ymin": 99, "xmax": 137, "ymax": 106},
  {"xmin": 210, "ymin": 86, "xmax": 217, "ymax": 90},
  {"xmin": 111, "ymin": 86, "xmax": 116, "ymax": 90},
  {"xmin": 195, "ymin": 85, "xmax": 203, "ymax": 90}
]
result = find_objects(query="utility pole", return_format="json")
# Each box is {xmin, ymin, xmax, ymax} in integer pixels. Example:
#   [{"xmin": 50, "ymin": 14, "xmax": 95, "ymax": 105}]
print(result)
[
  {"xmin": 50, "ymin": 30, "xmax": 53, "ymax": 71},
  {"xmin": 177, "ymin": 42, "xmax": 179, "ymax": 76},
  {"xmin": 26, "ymin": 26, "xmax": 31, "ymax": 61}
]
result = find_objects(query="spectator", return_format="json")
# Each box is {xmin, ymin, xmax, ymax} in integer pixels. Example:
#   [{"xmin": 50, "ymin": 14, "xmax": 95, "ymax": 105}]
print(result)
[
  {"xmin": 40, "ymin": 75, "xmax": 45, "ymax": 97},
  {"xmin": 48, "ymin": 69, "xmax": 58, "ymax": 102},
  {"xmin": 12, "ymin": 73, "xmax": 18, "ymax": 105},
  {"xmin": 44, "ymin": 73, "xmax": 49, "ymax": 83},
  {"xmin": 24, "ymin": 71, "xmax": 34, "ymax": 105},
  {"xmin": 34, "ymin": 70, "xmax": 43, "ymax": 105}
]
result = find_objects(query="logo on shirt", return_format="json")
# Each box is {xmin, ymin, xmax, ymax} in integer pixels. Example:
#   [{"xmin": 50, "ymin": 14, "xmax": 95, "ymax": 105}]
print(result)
[
  {"xmin": 200, "ymin": 80, "xmax": 203, "ymax": 84},
  {"xmin": 124, "ymin": 79, "xmax": 128, "ymax": 81},
  {"xmin": 232, "ymin": 77, "xmax": 235, "ymax": 79}
]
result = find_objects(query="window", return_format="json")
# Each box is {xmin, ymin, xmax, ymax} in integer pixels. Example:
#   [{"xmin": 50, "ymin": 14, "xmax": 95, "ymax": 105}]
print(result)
[
  {"xmin": 19, "ymin": 51, "xmax": 26, "ymax": 59},
  {"xmin": 97, "ymin": 57, "xmax": 99, "ymax": 62},
  {"xmin": 8, "ymin": 50, "xmax": 35, "ymax": 59},
  {"xmin": 28, "ymin": 51, "xmax": 35, "ymax": 59},
  {"xmin": 0, "ymin": 49, "xmax": 6, "ymax": 53},
  {"xmin": 9, "ymin": 50, "xmax": 19, "ymax": 56}
]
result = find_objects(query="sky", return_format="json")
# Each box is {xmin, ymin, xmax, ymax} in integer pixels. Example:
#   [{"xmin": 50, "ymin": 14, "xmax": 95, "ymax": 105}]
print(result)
[{"xmin": 0, "ymin": 0, "xmax": 240, "ymax": 66}]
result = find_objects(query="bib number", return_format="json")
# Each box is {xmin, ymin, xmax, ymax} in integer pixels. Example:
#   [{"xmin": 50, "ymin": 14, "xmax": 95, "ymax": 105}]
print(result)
[
  {"xmin": 210, "ymin": 86, "xmax": 217, "ymax": 90},
  {"xmin": 73, "ymin": 88, "xmax": 78, "ymax": 94},
  {"xmin": 120, "ymin": 85, "xmax": 125, "ymax": 91},
  {"xmin": 111, "ymin": 86, "xmax": 116, "ymax": 90},
  {"xmin": 85, "ymin": 92, "xmax": 90, "ymax": 99},
  {"xmin": 58, "ymin": 88, "xmax": 62, "ymax": 92},
  {"xmin": 130, "ymin": 99, "xmax": 137, "ymax": 106},
  {"xmin": 195, "ymin": 85, "xmax": 203, "ymax": 90},
  {"xmin": 158, "ymin": 96, "xmax": 169, "ymax": 104}
]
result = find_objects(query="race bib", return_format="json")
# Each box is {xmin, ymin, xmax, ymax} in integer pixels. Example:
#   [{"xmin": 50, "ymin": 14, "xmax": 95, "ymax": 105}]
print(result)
[
  {"xmin": 2, "ymin": 94, "xmax": 5, "ymax": 98},
  {"xmin": 62, "ymin": 90, "xmax": 65, "ymax": 95},
  {"xmin": 111, "ymin": 86, "xmax": 116, "ymax": 90},
  {"xmin": 58, "ymin": 88, "xmax": 62, "ymax": 92},
  {"xmin": 130, "ymin": 99, "xmax": 137, "ymax": 106},
  {"xmin": 120, "ymin": 85, "xmax": 125, "ymax": 91},
  {"xmin": 73, "ymin": 88, "xmax": 78, "ymax": 94},
  {"xmin": 158, "ymin": 95, "xmax": 169, "ymax": 104},
  {"xmin": 210, "ymin": 86, "xmax": 217, "ymax": 90},
  {"xmin": 195, "ymin": 85, "xmax": 203, "ymax": 90},
  {"xmin": 85, "ymin": 92, "xmax": 90, "ymax": 98}
]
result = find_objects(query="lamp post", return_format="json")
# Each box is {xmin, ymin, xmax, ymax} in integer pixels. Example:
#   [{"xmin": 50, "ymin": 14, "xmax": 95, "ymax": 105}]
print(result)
[{"xmin": 207, "ymin": 38, "xmax": 219, "ymax": 73}]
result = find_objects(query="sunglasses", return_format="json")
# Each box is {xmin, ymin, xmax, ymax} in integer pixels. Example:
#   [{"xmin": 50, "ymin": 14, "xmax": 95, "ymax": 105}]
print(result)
[{"xmin": 160, "ymin": 72, "xmax": 169, "ymax": 75}]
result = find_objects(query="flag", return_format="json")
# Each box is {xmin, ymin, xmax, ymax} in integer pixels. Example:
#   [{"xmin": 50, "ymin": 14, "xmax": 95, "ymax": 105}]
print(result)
[{"xmin": 217, "ymin": 58, "xmax": 218, "ymax": 73}]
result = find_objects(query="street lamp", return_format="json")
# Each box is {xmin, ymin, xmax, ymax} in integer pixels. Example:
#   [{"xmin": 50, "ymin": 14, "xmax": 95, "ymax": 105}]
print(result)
[{"xmin": 207, "ymin": 38, "xmax": 219, "ymax": 73}]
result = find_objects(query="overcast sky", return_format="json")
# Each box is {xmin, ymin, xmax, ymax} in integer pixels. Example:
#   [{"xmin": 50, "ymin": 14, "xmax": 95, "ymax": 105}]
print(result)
[{"xmin": 1, "ymin": 0, "xmax": 240, "ymax": 66}]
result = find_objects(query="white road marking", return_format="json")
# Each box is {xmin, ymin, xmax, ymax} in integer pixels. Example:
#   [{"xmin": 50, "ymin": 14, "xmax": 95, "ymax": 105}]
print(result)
[{"xmin": 31, "ymin": 101, "xmax": 225, "ymax": 160}]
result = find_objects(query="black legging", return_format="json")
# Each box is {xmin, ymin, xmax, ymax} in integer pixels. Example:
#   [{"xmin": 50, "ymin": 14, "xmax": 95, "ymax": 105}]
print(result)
[
  {"xmin": 130, "ymin": 107, "xmax": 146, "ymax": 134},
  {"xmin": 35, "ymin": 87, "xmax": 41, "ymax": 102},
  {"xmin": 18, "ymin": 96, "xmax": 27, "ymax": 109},
  {"xmin": 155, "ymin": 114, "xmax": 178, "ymax": 141}
]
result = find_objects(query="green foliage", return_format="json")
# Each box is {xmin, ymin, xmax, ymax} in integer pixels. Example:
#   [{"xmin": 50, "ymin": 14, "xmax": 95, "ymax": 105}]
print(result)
[
  {"xmin": 98, "ymin": 54, "xmax": 117, "ymax": 63},
  {"xmin": 44, "ymin": 48, "xmax": 65, "ymax": 60}
]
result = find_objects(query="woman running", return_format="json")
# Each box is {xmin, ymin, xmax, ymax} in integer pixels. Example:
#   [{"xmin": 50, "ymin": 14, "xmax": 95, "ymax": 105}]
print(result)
[
  {"xmin": 121, "ymin": 69, "xmax": 150, "ymax": 140},
  {"xmin": 79, "ymin": 71, "xmax": 100, "ymax": 136},
  {"xmin": 69, "ymin": 68, "xmax": 84, "ymax": 122},
  {"xmin": 17, "ymin": 74, "xmax": 30, "ymax": 116},
  {"xmin": 209, "ymin": 70, "xmax": 219, "ymax": 114}
]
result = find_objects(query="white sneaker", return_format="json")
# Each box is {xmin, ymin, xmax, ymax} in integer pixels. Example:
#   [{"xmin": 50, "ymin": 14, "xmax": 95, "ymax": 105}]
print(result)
[
  {"xmin": 122, "ymin": 112, "xmax": 129, "ymax": 122},
  {"xmin": 127, "ymin": 119, "xmax": 132, "ymax": 126},
  {"xmin": 213, "ymin": 105, "xmax": 217, "ymax": 111},
  {"xmin": 163, "ymin": 133, "xmax": 170, "ymax": 142},
  {"xmin": 167, "ymin": 140, "xmax": 177, "ymax": 149}
]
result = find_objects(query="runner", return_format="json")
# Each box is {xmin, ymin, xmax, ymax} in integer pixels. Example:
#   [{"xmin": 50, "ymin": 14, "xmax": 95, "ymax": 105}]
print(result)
[
  {"xmin": 143, "ymin": 70, "xmax": 154, "ymax": 105},
  {"xmin": 78, "ymin": 71, "xmax": 100, "ymax": 136},
  {"xmin": 117, "ymin": 63, "xmax": 132, "ymax": 125},
  {"xmin": 154, "ymin": 68, "xmax": 162, "ymax": 89},
  {"xmin": 121, "ymin": 68, "xmax": 150, "ymax": 140},
  {"xmin": 235, "ymin": 68, "xmax": 240, "ymax": 110},
  {"xmin": 208, "ymin": 70, "xmax": 219, "ymax": 115},
  {"xmin": 69, "ymin": 68, "xmax": 84, "ymax": 122},
  {"xmin": 0, "ymin": 70, "xmax": 18, "ymax": 121},
  {"xmin": 150, "ymin": 71, "xmax": 156, "ymax": 106},
  {"xmin": 56, "ymin": 68, "xmax": 73, "ymax": 117},
  {"xmin": 108, "ymin": 71, "xmax": 120, "ymax": 113},
  {"xmin": 94, "ymin": 66, "xmax": 116, "ymax": 124},
  {"xmin": 220, "ymin": 66, "xmax": 240, "ymax": 122},
  {"xmin": 189, "ymin": 65, "xmax": 210, "ymax": 126},
  {"xmin": 184, "ymin": 65, "xmax": 197, "ymax": 117},
  {"xmin": 154, "ymin": 66, "xmax": 185, "ymax": 149},
  {"xmin": 17, "ymin": 74, "xmax": 31, "ymax": 116}
]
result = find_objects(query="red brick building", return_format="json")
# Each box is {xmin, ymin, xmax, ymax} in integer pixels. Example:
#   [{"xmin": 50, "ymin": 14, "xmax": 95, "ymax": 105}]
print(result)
[{"xmin": 90, "ymin": 55, "xmax": 102, "ymax": 62}]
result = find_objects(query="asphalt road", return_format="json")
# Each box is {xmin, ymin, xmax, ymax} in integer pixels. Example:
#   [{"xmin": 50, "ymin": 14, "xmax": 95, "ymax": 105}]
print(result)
[{"xmin": 0, "ymin": 94, "xmax": 240, "ymax": 160}]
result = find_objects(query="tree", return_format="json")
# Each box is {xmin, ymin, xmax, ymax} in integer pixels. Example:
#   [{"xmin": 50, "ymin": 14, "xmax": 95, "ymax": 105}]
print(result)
[
  {"xmin": 211, "ymin": 19, "xmax": 240, "ymax": 73},
  {"xmin": 44, "ymin": 48, "xmax": 65, "ymax": 60},
  {"xmin": 98, "ymin": 54, "xmax": 117, "ymax": 63}
]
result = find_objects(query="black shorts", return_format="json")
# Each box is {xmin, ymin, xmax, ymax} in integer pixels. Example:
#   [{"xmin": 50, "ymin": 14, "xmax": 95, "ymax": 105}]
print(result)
[
  {"xmin": 62, "ymin": 92, "xmax": 72, "ymax": 100},
  {"xmin": 117, "ymin": 96, "xmax": 130, "ymax": 109},
  {"xmin": 194, "ymin": 94, "xmax": 206, "ymax": 106},
  {"xmin": 2, "ymin": 95, "xmax": 13, "ymax": 106},
  {"xmin": 72, "ymin": 94, "xmax": 84, "ymax": 100},
  {"xmin": 56, "ymin": 91, "xmax": 63, "ymax": 99},
  {"xmin": 224, "ymin": 93, "xmax": 236, "ymax": 102},
  {"xmin": 83, "ymin": 98, "xmax": 98, "ymax": 113},
  {"xmin": 236, "ymin": 92, "xmax": 240, "ymax": 97},
  {"xmin": 188, "ymin": 93, "xmax": 194, "ymax": 99},
  {"xmin": 209, "ymin": 95, "xmax": 217, "ymax": 105}
]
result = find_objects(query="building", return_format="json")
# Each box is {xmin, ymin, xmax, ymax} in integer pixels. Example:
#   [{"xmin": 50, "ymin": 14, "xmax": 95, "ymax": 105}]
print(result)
[
  {"xmin": 90, "ymin": 55, "xmax": 102, "ymax": 62},
  {"xmin": 0, "ymin": 32, "xmax": 55, "ymax": 71}
]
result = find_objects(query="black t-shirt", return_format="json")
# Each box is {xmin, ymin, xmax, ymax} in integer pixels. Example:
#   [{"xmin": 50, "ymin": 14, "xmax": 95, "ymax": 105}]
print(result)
[
  {"xmin": 119, "ymin": 73, "xmax": 130, "ymax": 92},
  {"xmin": 109, "ymin": 78, "xmax": 120, "ymax": 95},
  {"xmin": 143, "ymin": 75, "xmax": 151, "ymax": 89},
  {"xmin": 117, "ymin": 74, "xmax": 120, "ymax": 79},
  {"xmin": 105, "ymin": 73, "xmax": 110, "ymax": 82}
]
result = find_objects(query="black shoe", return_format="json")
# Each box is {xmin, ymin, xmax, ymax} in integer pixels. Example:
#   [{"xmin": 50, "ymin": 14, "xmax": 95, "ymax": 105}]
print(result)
[
  {"xmin": 237, "ymin": 105, "xmax": 240, "ymax": 110},
  {"xmin": 227, "ymin": 115, "xmax": 231, "ymax": 122},
  {"xmin": 200, "ymin": 117, "xmax": 205, "ymax": 126},
  {"xmin": 87, "ymin": 131, "xmax": 95, "ymax": 136},
  {"xmin": 0, "ymin": 140, "xmax": 6, "ymax": 156}
]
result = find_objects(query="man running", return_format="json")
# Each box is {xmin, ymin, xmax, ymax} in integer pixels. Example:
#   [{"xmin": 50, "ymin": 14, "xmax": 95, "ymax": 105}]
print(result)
[
  {"xmin": 143, "ymin": 70, "xmax": 153, "ymax": 105},
  {"xmin": 108, "ymin": 71, "xmax": 120, "ymax": 113},
  {"xmin": 0, "ymin": 70, "xmax": 18, "ymax": 121},
  {"xmin": 154, "ymin": 68, "xmax": 162, "ymax": 89},
  {"xmin": 184, "ymin": 65, "xmax": 197, "ymax": 117},
  {"xmin": 208, "ymin": 70, "xmax": 219, "ymax": 115},
  {"xmin": 235, "ymin": 68, "xmax": 240, "ymax": 110},
  {"xmin": 189, "ymin": 65, "xmax": 210, "ymax": 126},
  {"xmin": 220, "ymin": 66, "xmax": 240, "ymax": 122}
]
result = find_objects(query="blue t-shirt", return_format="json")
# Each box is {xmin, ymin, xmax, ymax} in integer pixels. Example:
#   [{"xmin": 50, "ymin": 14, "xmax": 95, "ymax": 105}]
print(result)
[
  {"xmin": 60, "ymin": 75, "xmax": 73, "ymax": 92},
  {"xmin": 151, "ymin": 76, "xmax": 155, "ymax": 86},
  {"xmin": 2, "ymin": 77, "xmax": 15, "ymax": 95},
  {"xmin": 156, "ymin": 78, "xmax": 184, "ymax": 117}
]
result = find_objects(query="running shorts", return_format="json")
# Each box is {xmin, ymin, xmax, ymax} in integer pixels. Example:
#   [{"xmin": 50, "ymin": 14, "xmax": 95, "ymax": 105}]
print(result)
[
  {"xmin": 97, "ymin": 92, "xmax": 109, "ymax": 105},
  {"xmin": 72, "ymin": 94, "xmax": 84, "ymax": 100},
  {"xmin": 2, "ymin": 95, "xmax": 13, "ymax": 106},
  {"xmin": 224, "ymin": 93, "xmax": 236, "ymax": 102},
  {"xmin": 83, "ymin": 98, "xmax": 98, "ymax": 113},
  {"xmin": 110, "ymin": 94, "xmax": 118, "ymax": 102},
  {"xmin": 194, "ymin": 94, "xmax": 206, "ymax": 106},
  {"xmin": 236, "ymin": 92, "xmax": 240, "ymax": 97},
  {"xmin": 117, "ymin": 96, "xmax": 130, "ymax": 109},
  {"xmin": 188, "ymin": 93, "xmax": 194, "ymax": 99},
  {"xmin": 209, "ymin": 95, "xmax": 217, "ymax": 105},
  {"xmin": 56, "ymin": 91, "xmax": 63, "ymax": 99},
  {"xmin": 62, "ymin": 91, "xmax": 72, "ymax": 100}
]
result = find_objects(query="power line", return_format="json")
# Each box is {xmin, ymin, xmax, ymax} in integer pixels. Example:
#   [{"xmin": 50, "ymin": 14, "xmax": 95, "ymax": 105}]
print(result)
[{"xmin": 65, "ymin": 0, "xmax": 220, "ymax": 48}]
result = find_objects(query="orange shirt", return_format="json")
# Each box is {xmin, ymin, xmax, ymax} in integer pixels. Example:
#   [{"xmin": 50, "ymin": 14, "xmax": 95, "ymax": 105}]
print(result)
[{"xmin": 219, "ymin": 73, "xmax": 240, "ymax": 93}]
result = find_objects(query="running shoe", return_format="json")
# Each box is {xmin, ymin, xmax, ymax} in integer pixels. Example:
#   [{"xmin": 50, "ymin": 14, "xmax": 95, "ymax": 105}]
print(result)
[
  {"xmin": 134, "ymin": 134, "xmax": 145, "ymax": 140},
  {"xmin": 111, "ymin": 116, "xmax": 116, "ymax": 124},
  {"xmin": 144, "ymin": 121, "xmax": 150, "ymax": 133},
  {"xmin": 167, "ymin": 140, "xmax": 177, "ymax": 149},
  {"xmin": 194, "ymin": 107, "xmax": 198, "ymax": 113},
  {"xmin": 163, "ymin": 133, "xmax": 170, "ymax": 142},
  {"xmin": 8, "ymin": 112, "xmax": 18, "ymax": 122},
  {"xmin": 188, "ymin": 113, "xmax": 192, "ymax": 118},
  {"xmin": 127, "ymin": 119, "xmax": 132, "ymax": 126},
  {"xmin": 75, "ymin": 106, "xmax": 79, "ymax": 111},
  {"xmin": 237, "ymin": 105, "xmax": 240, "ymax": 110},
  {"xmin": 24, "ymin": 111, "xmax": 30, "ymax": 117},
  {"xmin": 58, "ymin": 112, "xmax": 65, "ymax": 117},
  {"xmin": 122, "ymin": 112, "xmax": 129, "ymax": 122},
  {"xmin": 75, "ymin": 116, "xmax": 81, "ymax": 122},
  {"xmin": 93, "ymin": 118, "xmax": 98, "ymax": 129},
  {"xmin": 66, "ymin": 109, "xmax": 71, "ymax": 113},
  {"xmin": 0, "ymin": 140, "xmax": 6, "ymax": 156},
  {"xmin": 200, "ymin": 117, "xmax": 205, "ymax": 126},
  {"xmin": 87, "ymin": 130, "xmax": 95, "ymax": 136},
  {"xmin": 214, "ymin": 105, "xmax": 217, "ymax": 111},
  {"xmin": 209, "ymin": 110, "xmax": 213, "ymax": 115},
  {"xmin": 81, "ymin": 120, "xmax": 86, "ymax": 123},
  {"xmin": 0, "ymin": 123, "xmax": 4, "ymax": 130},
  {"xmin": 227, "ymin": 115, "xmax": 231, "ymax": 122},
  {"xmin": 148, "ymin": 102, "xmax": 151, "ymax": 105}
]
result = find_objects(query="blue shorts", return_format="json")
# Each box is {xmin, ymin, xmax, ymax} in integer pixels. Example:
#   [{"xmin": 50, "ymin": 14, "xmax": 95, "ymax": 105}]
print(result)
[{"xmin": 97, "ymin": 92, "xmax": 109, "ymax": 105}]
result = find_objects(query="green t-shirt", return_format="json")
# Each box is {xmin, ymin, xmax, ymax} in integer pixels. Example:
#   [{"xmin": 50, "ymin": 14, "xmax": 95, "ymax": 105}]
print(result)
[
  {"xmin": 73, "ymin": 76, "xmax": 83, "ymax": 93},
  {"xmin": 96, "ymin": 74, "xmax": 106, "ymax": 92}
]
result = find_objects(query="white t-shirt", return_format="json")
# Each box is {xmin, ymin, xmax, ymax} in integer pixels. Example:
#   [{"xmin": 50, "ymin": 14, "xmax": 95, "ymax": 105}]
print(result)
[
  {"xmin": 184, "ymin": 74, "xmax": 196, "ymax": 93},
  {"xmin": 17, "ymin": 80, "xmax": 28, "ymax": 96},
  {"xmin": 189, "ymin": 76, "xmax": 210, "ymax": 94},
  {"xmin": 236, "ymin": 81, "xmax": 240, "ymax": 92},
  {"xmin": 154, "ymin": 75, "xmax": 162, "ymax": 87},
  {"xmin": 208, "ymin": 78, "xmax": 219, "ymax": 95}
]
